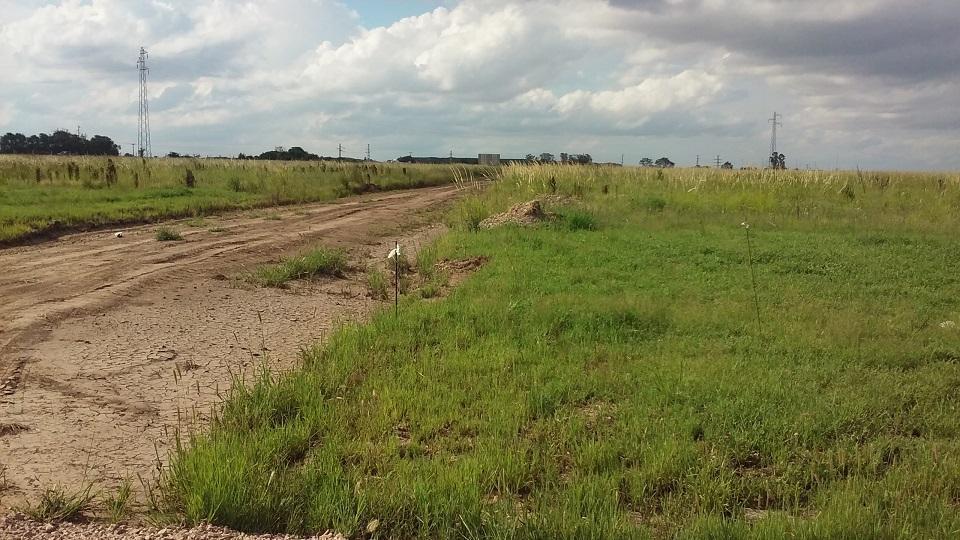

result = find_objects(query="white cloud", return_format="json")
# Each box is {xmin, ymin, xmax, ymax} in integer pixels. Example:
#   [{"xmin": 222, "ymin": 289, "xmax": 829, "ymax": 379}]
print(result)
[{"xmin": 0, "ymin": 0, "xmax": 957, "ymax": 169}]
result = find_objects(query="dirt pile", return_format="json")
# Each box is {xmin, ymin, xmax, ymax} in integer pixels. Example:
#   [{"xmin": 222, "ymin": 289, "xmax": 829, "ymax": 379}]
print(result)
[
  {"xmin": 435, "ymin": 256, "xmax": 489, "ymax": 274},
  {"xmin": 479, "ymin": 200, "xmax": 548, "ymax": 229},
  {"xmin": 0, "ymin": 514, "xmax": 345, "ymax": 540}
]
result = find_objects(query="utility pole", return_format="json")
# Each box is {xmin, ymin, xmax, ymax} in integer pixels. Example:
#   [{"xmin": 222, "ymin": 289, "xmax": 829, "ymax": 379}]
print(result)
[
  {"xmin": 696, "ymin": 154, "xmax": 700, "ymax": 167},
  {"xmin": 449, "ymin": 149, "xmax": 453, "ymax": 164},
  {"xmin": 137, "ymin": 47, "xmax": 152, "ymax": 158},
  {"xmin": 128, "ymin": 143, "xmax": 135, "ymax": 156},
  {"xmin": 338, "ymin": 144, "xmax": 342, "ymax": 160},
  {"xmin": 769, "ymin": 111, "xmax": 782, "ymax": 159},
  {"xmin": 621, "ymin": 153, "xmax": 624, "ymax": 166}
]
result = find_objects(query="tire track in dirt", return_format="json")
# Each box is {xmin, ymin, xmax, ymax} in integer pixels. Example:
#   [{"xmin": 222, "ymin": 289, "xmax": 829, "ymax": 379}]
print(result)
[{"xmin": 0, "ymin": 185, "xmax": 460, "ymax": 507}]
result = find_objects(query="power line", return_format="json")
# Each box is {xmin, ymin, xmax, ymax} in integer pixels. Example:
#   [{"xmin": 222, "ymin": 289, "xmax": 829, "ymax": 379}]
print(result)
[{"xmin": 137, "ymin": 47, "xmax": 152, "ymax": 158}]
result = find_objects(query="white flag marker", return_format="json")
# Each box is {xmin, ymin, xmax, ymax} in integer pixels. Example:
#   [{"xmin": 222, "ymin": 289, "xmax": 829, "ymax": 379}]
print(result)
[{"xmin": 388, "ymin": 244, "xmax": 401, "ymax": 259}]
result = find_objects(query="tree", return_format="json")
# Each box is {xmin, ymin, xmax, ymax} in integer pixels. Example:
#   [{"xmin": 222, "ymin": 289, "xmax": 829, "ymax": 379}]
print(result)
[
  {"xmin": 525, "ymin": 154, "xmax": 536, "ymax": 162},
  {"xmin": 639, "ymin": 157, "xmax": 654, "ymax": 167},
  {"xmin": 721, "ymin": 161, "xmax": 733, "ymax": 169},
  {"xmin": 257, "ymin": 146, "xmax": 320, "ymax": 161},
  {"xmin": 0, "ymin": 130, "xmax": 118, "ymax": 155},
  {"xmin": 770, "ymin": 152, "xmax": 786, "ymax": 169},
  {"xmin": 654, "ymin": 157, "xmax": 675, "ymax": 168},
  {"xmin": 539, "ymin": 153, "xmax": 555, "ymax": 163},
  {"xmin": 568, "ymin": 153, "xmax": 592, "ymax": 165}
]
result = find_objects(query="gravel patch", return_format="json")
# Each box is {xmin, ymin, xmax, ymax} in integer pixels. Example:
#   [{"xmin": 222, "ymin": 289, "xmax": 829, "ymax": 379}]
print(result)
[{"xmin": 0, "ymin": 514, "xmax": 346, "ymax": 540}]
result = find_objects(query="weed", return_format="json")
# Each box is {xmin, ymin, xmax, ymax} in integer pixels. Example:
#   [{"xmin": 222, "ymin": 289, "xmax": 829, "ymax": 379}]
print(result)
[
  {"xmin": 419, "ymin": 280, "xmax": 442, "ymax": 299},
  {"xmin": 641, "ymin": 195, "xmax": 667, "ymax": 212},
  {"xmin": 20, "ymin": 484, "xmax": 95, "ymax": 523},
  {"xmin": 367, "ymin": 268, "xmax": 389, "ymax": 300},
  {"xmin": 103, "ymin": 477, "xmax": 133, "ymax": 523},
  {"xmin": 249, "ymin": 247, "xmax": 346, "ymax": 287},
  {"xmin": 155, "ymin": 227, "xmax": 183, "ymax": 241},
  {"xmin": 564, "ymin": 209, "xmax": 597, "ymax": 231}
]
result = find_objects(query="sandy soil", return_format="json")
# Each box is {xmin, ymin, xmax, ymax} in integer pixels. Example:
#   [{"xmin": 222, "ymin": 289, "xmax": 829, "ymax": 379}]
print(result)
[{"xmin": 0, "ymin": 185, "xmax": 460, "ymax": 511}]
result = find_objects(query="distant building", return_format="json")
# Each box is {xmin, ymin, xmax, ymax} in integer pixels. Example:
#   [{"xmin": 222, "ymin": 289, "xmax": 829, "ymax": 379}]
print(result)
[{"xmin": 478, "ymin": 153, "xmax": 501, "ymax": 166}]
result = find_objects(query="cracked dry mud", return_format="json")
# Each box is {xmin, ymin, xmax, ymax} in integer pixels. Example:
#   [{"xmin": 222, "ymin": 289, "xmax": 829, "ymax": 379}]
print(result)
[{"xmin": 0, "ymin": 185, "xmax": 460, "ymax": 519}]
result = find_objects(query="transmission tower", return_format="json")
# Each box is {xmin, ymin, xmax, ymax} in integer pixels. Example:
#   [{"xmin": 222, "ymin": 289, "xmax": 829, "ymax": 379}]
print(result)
[
  {"xmin": 137, "ymin": 47, "xmax": 152, "ymax": 158},
  {"xmin": 768, "ymin": 112, "xmax": 782, "ymax": 157}
]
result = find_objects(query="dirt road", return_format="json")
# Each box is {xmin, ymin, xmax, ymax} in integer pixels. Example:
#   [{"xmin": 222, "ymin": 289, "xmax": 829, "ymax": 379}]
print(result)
[{"xmin": 0, "ymin": 185, "xmax": 460, "ymax": 508}]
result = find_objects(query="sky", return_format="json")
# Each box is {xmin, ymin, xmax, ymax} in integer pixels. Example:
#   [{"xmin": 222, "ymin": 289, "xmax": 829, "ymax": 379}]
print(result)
[{"xmin": 0, "ymin": 0, "xmax": 958, "ymax": 170}]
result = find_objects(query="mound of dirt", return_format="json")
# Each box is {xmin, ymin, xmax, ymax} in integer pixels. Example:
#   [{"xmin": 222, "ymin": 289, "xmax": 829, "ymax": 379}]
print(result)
[
  {"xmin": 435, "ymin": 256, "xmax": 489, "ymax": 274},
  {"xmin": 479, "ymin": 200, "xmax": 548, "ymax": 229}
]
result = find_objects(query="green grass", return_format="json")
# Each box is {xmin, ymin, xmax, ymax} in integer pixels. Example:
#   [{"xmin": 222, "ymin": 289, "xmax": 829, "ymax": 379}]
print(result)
[
  {"xmin": 0, "ymin": 156, "xmax": 462, "ymax": 244},
  {"xmin": 20, "ymin": 484, "xmax": 96, "ymax": 523},
  {"xmin": 103, "ymin": 478, "xmax": 133, "ymax": 523},
  {"xmin": 248, "ymin": 247, "xmax": 347, "ymax": 287},
  {"xmin": 154, "ymin": 227, "xmax": 183, "ymax": 241},
  {"xmin": 165, "ymin": 165, "xmax": 960, "ymax": 538}
]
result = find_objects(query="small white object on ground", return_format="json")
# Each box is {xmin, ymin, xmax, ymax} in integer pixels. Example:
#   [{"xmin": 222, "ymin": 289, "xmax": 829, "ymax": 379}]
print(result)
[
  {"xmin": 387, "ymin": 244, "xmax": 401, "ymax": 259},
  {"xmin": 115, "ymin": 231, "xmax": 123, "ymax": 238},
  {"xmin": 940, "ymin": 320, "xmax": 956, "ymax": 329}
]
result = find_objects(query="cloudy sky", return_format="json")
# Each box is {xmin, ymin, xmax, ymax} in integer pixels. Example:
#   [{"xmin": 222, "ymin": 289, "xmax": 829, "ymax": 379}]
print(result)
[{"xmin": 0, "ymin": 0, "xmax": 958, "ymax": 170}]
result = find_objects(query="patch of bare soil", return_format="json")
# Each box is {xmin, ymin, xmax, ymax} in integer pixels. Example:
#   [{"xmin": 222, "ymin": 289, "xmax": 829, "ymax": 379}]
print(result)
[
  {"xmin": 478, "ymin": 200, "xmax": 549, "ymax": 229},
  {"xmin": 0, "ymin": 185, "xmax": 460, "ymax": 514},
  {"xmin": 434, "ymin": 256, "xmax": 489, "ymax": 288}
]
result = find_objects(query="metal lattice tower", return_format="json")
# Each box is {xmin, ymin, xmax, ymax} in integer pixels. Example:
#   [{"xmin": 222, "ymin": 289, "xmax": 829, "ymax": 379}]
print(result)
[
  {"xmin": 768, "ymin": 111, "xmax": 782, "ymax": 157},
  {"xmin": 137, "ymin": 47, "xmax": 152, "ymax": 158}
]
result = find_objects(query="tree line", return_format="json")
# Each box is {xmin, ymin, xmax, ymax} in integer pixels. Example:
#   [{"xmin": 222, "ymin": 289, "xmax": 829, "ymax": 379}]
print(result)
[
  {"xmin": 0, "ymin": 130, "xmax": 120, "ymax": 156},
  {"xmin": 523, "ymin": 153, "xmax": 594, "ymax": 164}
]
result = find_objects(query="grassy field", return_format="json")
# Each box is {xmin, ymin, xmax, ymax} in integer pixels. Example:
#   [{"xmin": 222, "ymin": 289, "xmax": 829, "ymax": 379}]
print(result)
[
  {"xmin": 164, "ymin": 165, "xmax": 960, "ymax": 538},
  {"xmin": 0, "ymin": 155, "xmax": 461, "ymax": 244}
]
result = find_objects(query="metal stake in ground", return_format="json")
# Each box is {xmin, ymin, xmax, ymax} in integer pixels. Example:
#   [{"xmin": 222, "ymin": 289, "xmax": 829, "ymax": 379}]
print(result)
[
  {"xmin": 741, "ymin": 222, "xmax": 762, "ymax": 335},
  {"xmin": 388, "ymin": 241, "xmax": 401, "ymax": 317}
]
